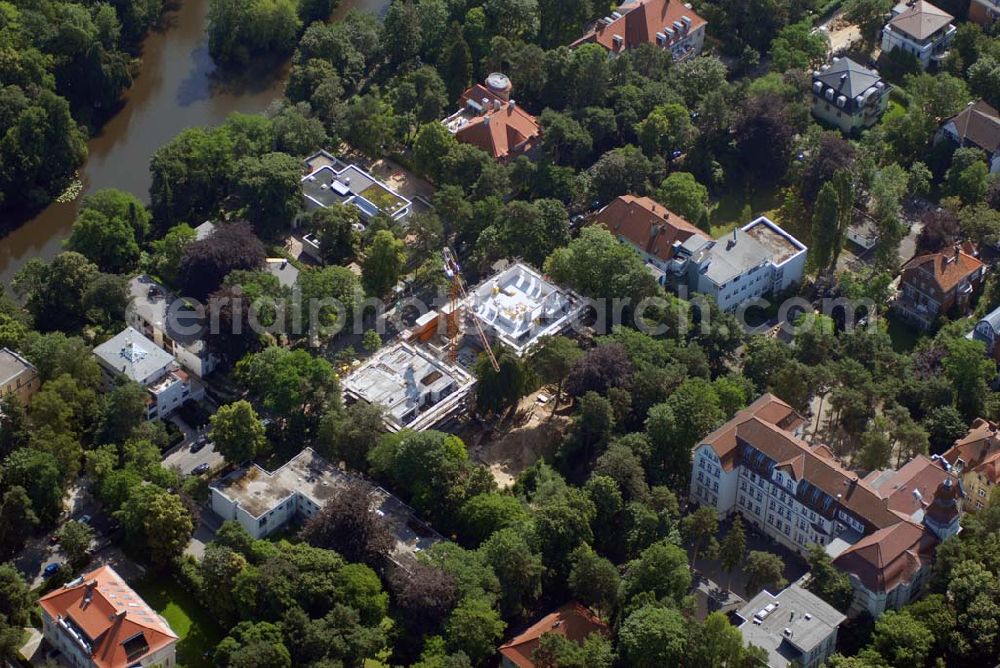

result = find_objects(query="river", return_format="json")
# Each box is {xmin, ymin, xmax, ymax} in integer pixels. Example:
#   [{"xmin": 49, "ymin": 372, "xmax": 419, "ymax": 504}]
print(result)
[{"xmin": 0, "ymin": 0, "xmax": 388, "ymax": 286}]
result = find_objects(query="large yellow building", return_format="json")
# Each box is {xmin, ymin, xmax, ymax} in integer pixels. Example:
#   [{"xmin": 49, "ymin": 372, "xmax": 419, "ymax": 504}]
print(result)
[
  {"xmin": 0, "ymin": 348, "xmax": 39, "ymax": 407},
  {"xmin": 942, "ymin": 418, "xmax": 1000, "ymax": 511}
]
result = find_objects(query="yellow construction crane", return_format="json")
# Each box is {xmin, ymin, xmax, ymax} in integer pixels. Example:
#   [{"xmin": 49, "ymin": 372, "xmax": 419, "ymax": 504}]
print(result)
[{"xmin": 443, "ymin": 247, "xmax": 500, "ymax": 372}]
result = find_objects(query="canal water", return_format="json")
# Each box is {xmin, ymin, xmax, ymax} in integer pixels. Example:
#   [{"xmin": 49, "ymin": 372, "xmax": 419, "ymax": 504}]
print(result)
[{"xmin": 0, "ymin": 0, "xmax": 388, "ymax": 285}]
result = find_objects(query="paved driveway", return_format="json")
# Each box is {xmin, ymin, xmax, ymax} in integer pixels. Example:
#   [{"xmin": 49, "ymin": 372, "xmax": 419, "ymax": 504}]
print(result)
[{"xmin": 162, "ymin": 415, "xmax": 224, "ymax": 477}]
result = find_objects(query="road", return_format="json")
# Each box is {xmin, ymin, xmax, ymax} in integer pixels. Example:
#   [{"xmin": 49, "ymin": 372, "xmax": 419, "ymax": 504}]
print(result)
[{"xmin": 162, "ymin": 414, "xmax": 224, "ymax": 476}]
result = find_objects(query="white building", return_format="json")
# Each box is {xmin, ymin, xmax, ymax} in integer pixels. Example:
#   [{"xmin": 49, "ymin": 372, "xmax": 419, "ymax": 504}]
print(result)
[
  {"xmin": 811, "ymin": 58, "xmax": 890, "ymax": 134},
  {"xmin": 300, "ymin": 153, "xmax": 412, "ymax": 229},
  {"xmin": 38, "ymin": 565, "xmax": 178, "ymax": 668},
  {"xmin": 880, "ymin": 0, "xmax": 955, "ymax": 69},
  {"xmin": 342, "ymin": 341, "xmax": 475, "ymax": 432},
  {"xmin": 735, "ymin": 584, "xmax": 846, "ymax": 668},
  {"xmin": 128, "ymin": 275, "xmax": 217, "ymax": 378},
  {"xmin": 210, "ymin": 447, "xmax": 442, "ymax": 571},
  {"xmin": 469, "ymin": 262, "xmax": 586, "ymax": 357},
  {"xmin": 685, "ymin": 217, "xmax": 807, "ymax": 312},
  {"xmin": 691, "ymin": 394, "xmax": 963, "ymax": 617},
  {"xmin": 92, "ymin": 327, "xmax": 202, "ymax": 420}
]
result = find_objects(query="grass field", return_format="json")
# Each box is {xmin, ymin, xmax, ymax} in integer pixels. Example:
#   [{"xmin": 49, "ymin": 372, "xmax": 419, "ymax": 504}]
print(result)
[{"xmin": 133, "ymin": 576, "xmax": 224, "ymax": 668}]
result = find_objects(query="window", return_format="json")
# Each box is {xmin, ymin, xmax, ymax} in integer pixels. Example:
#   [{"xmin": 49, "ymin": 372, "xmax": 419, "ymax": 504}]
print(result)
[
  {"xmin": 713, "ymin": 481, "xmax": 719, "ymax": 492},
  {"xmin": 979, "ymin": 488, "xmax": 987, "ymax": 497}
]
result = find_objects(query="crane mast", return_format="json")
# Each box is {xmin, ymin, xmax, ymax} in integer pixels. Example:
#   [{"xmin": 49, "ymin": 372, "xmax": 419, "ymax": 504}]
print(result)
[{"xmin": 443, "ymin": 248, "xmax": 500, "ymax": 372}]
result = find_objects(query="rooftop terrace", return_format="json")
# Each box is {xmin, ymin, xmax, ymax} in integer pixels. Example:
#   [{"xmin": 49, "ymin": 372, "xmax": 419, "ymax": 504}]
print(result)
[
  {"xmin": 302, "ymin": 163, "xmax": 410, "ymax": 220},
  {"xmin": 469, "ymin": 262, "xmax": 585, "ymax": 356}
]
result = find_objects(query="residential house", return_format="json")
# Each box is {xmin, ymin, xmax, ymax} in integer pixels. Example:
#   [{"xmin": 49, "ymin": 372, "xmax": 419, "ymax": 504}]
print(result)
[
  {"xmin": 880, "ymin": 0, "xmax": 955, "ymax": 69},
  {"xmin": 942, "ymin": 418, "xmax": 1000, "ymax": 511},
  {"xmin": 571, "ymin": 0, "xmax": 707, "ymax": 61},
  {"xmin": 967, "ymin": 303, "xmax": 1000, "ymax": 362},
  {"xmin": 734, "ymin": 584, "xmax": 846, "ymax": 668},
  {"xmin": 593, "ymin": 194, "xmax": 711, "ymax": 287},
  {"xmin": 684, "ymin": 217, "xmax": 807, "ymax": 312},
  {"xmin": 894, "ymin": 245, "xmax": 985, "ymax": 329},
  {"xmin": 0, "ymin": 347, "xmax": 39, "ymax": 407},
  {"xmin": 811, "ymin": 58, "xmax": 890, "ymax": 134},
  {"xmin": 92, "ymin": 327, "xmax": 202, "ymax": 420},
  {"xmin": 128, "ymin": 275, "xmax": 217, "ymax": 378},
  {"xmin": 690, "ymin": 394, "xmax": 963, "ymax": 616},
  {"xmin": 938, "ymin": 100, "xmax": 1000, "ymax": 173},
  {"xmin": 210, "ymin": 447, "xmax": 442, "ymax": 571},
  {"xmin": 969, "ymin": 0, "xmax": 1000, "ymax": 25},
  {"xmin": 443, "ymin": 73, "xmax": 541, "ymax": 162},
  {"xmin": 38, "ymin": 565, "xmax": 178, "ymax": 668},
  {"xmin": 300, "ymin": 157, "xmax": 412, "ymax": 229},
  {"xmin": 498, "ymin": 603, "xmax": 608, "ymax": 668}
]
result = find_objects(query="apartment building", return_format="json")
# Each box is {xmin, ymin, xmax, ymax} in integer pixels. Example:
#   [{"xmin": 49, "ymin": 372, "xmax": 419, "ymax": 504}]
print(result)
[
  {"xmin": 969, "ymin": 0, "xmax": 1000, "ymax": 25},
  {"xmin": 811, "ymin": 57, "xmax": 890, "ymax": 134},
  {"xmin": 92, "ymin": 327, "xmax": 202, "ymax": 420},
  {"xmin": 684, "ymin": 217, "xmax": 807, "ymax": 312},
  {"xmin": 129, "ymin": 275, "xmax": 217, "ymax": 378},
  {"xmin": 38, "ymin": 565, "xmax": 178, "ymax": 668},
  {"xmin": 881, "ymin": 0, "xmax": 955, "ymax": 69},
  {"xmin": 0, "ymin": 347, "xmax": 39, "ymax": 407},
  {"xmin": 942, "ymin": 418, "xmax": 1000, "ymax": 511},
  {"xmin": 894, "ymin": 244, "xmax": 985, "ymax": 329},
  {"xmin": 691, "ymin": 394, "xmax": 963, "ymax": 616},
  {"xmin": 571, "ymin": 0, "xmax": 707, "ymax": 62}
]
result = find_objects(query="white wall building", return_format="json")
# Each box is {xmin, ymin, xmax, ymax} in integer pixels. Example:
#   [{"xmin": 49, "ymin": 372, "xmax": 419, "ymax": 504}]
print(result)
[
  {"xmin": 691, "ymin": 394, "xmax": 963, "ymax": 617},
  {"xmin": 685, "ymin": 217, "xmax": 807, "ymax": 312},
  {"xmin": 880, "ymin": 0, "xmax": 955, "ymax": 69},
  {"xmin": 92, "ymin": 327, "xmax": 202, "ymax": 420},
  {"xmin": 811, "ymin": 57, "xmax": 890, "ymax": 135},
  {"xmin": 210, "ymin": 448, "xmax": 442, "ymax": 571},
  {"xmin": 735, "ymin": 584, "xmax": 846, "ymax": 668}
]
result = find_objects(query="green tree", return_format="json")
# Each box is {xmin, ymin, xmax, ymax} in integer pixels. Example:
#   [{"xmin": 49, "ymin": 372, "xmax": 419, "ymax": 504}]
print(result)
[
  {"xmin": 811, "ymin": 181, "xmax": 841, "ymax": 272},
  {"xmin": 943, "ymin": 337, "xmax": 994, "ymax": 419},
  {"xmin": 622, "ymin": 540, "xmax": 691, "ymax": 605},
  {"xmin": 361, "ymin": 230, "xmax": 405, "ymax": 298},
  {"xmin": 207, "ymin": 0, "xmax": 301, "ymax": 67},
  {"xmin": 234, "ymin": 152, "xmax": 302, "ymax": 239},
  {"xmin": 637, "ymin": 103, "xmax": 694, "ymax": 158},
  {"xmin": 719, "ymin": 515, "xmax": 746, "ymax": 590},
  {"xmin": 682, "ymin": 506, "xmax": 719, "ymax": 571},
  {"xmin": 0, "ymin": 486, "xmax": 38, "ymax": 559},
  {"xmin": 858, "ymin": 416, "xmax": 894, "ymax": 471},
  {"xmin": 567, "ymin": 544, "xmax": 620, "ymax": 617},
  {"xmin": 149, "ymin": 126, "xmax": 234, "ymax": 229},
  {"xmin": 479, "ymin": 528, "xmax": 543, "ymax": 618},
  {"xmin": 618, "ymin": 604, "xmax": 688, "ymax": 668},
  {"xmin": 143, "ymin": 490, "xmax": 194, "ymax": 567},
  {"xmin": 445, "ymin": 596, "xmax": 506, "ymax": 663},
  {"xmin": 458, "ymin": 493, "xmax": 530, "ymax": 546},
  {"xmin": 299, "ymin": 265, "xmax": 363, "ymax": 336},
  {"xmin": 13, "ymin": 252, "xmax": 99, "ymax": 332},
  {"xmin": 744, "ymin": 550, "xmax": 787, "ymax": 596},
  {"xmin": 66, "ymin": 190, "xmax": 148, "ymax": 273},
  {"xmin": 441, "ymin": 22, "xmax": 473, "ymax": 100},
  {"xmin": 806, "ymin": 545, "xmax": 854, "ymax": 611},
  {"xmin": 2, "ymin": 448, "xmax": 64, "ymax": 524},
  {"xmin": 316, "ymin": 401, "xmax": 386, "ymax": 473},
  {"xmin": 844, "ymin": 0, "xmax": 893, "ymax": 44},
  {"xmin": 58, "ymin": 520, "xmax": 95, "ymax": 565},
  {"xmin": 148, "ymin": 223, "xmax": 196, "ymax": 284},
  {"xmin": 770, "ymin": 20, "xmax": 829, "ymax": 71},
  {"xmin": 870, "ymin": 610, "xmax": 933, "ymax": 667},
  {"xmin": 474, "ymin": 348, "xmax": 529, "ymax": 417},
  {"xmin": 655, "ymin": 172, "xmax": 711, "ymax": 230},
  {"xmin": 211, "ymin": 400, "xmax": 268, "ymax": 464}
]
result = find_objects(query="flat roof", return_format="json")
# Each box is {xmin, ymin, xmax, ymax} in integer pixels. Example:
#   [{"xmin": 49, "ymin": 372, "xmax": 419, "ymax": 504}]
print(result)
[
  {"xmin": 129, "ymin": 275, "xmax": 208, "ymax": 353},
  {"xmin": 302, "ymin": 164, "xmax": 410, "ymax": 216},
  {"xmin": 212, "ymin": 448, "xmax": 442, "ymax": 567},
  {"xmin": 0, "ymin": 348, "xmax": 35, "ymax": 385},
  {"xmin": 736, "ymin": 584, "xmax": 846, "ymax": 667},
  {"xmin": 92, "ymin": 327, "xmax": 174, "ymax": 384},
  {"xmin": 342, "ymin": 342, "xmax": 474, "ymax": 431},
  {"xmin": 469, "ymin": 263, "xmax": 585, "ymax": 355},
  {"xmin": 741, "ymin": 218, "xmax": 806, "ymax": 265},
  {"xmin": 695, "ymin": 217, "xmax": 805, "ymax": 287}
]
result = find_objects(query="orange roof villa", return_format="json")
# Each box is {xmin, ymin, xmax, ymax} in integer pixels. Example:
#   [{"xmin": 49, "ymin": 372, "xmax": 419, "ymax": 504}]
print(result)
[{"xmin": 443, "ymin": 73, "xmax": 541, "ymax": 162}]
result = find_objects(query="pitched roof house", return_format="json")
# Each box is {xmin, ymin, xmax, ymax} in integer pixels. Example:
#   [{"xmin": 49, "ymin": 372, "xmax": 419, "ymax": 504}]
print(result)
[
  {"xmin": 691, "ymin": 393, "xmax": 964, "ymax": 616},
  {"xmin": 939, "ymin": 100, "xmax": 1000, "ymax": 173},
  {"xmin": 594, "ymin": 195, "xmax": 711, "ymax": 282},
  {"xmin": 881, "ymin": 0, "xmax": 956, "ymax": 69},
  {"xmin": 943, "ymin": 418, "xmax": 1000, "ymax": 510},
  {"xmin": 571, "ymin": 0, "xmax": 707, "ymax": 61},
  {"xmin": 443, "ymin": 73, "xmax": 541, "ymax": 163},
  {"xmin": 967, "ymin": 303, "xmax": 1000, "ymax": 361},
  {"xmin": 811, "ymin": 58, "xmax": 890, "ymax": 134},
  {"xmin": 894, "ymin": 244, "xmax": 985, "ymax": 329},
  {"xmin": 499, "ymin": 603, "xmax": 607, "ymax": 668},
  {"xmin": 38, "ymin": 565, "xmax": 178, "ymax": 668}
]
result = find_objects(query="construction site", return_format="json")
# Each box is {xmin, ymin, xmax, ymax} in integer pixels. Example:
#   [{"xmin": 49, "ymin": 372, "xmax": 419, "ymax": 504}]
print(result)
[{"xmin": 341, "ymin": 256, "xmax": 585, "ymax": 434}]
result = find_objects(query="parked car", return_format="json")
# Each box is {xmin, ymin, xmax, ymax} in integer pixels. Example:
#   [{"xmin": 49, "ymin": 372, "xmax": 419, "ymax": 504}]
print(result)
[
  {"xmin": 191, "ymin": 463, "xmax": 210, "ymax": 476},
  {"xmin": 191, "ymin": 436, "xmax": 209, "ymax": 453},
  {"xmin": 43, "ymin": 563, "xmax": 61, "ymax": 577},
  {"xmin": 78, "ymin": 514, "xmax": 92, "ymax": 525}
]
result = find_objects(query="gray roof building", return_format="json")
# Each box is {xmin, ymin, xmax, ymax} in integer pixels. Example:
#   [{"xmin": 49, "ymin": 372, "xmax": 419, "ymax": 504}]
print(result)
[
  {"xmin": 93, "ymin": 327, "xmax": 175, "ymax": 386},
  {"xmin": 812, "ymin": 58, "xmax": 886, "ymax": 114},
  {"xmin": 735, "ymin": 584, "xmax": 846, "ymax": 668},
  {"xmin": 301, "ymin": 160, "xmax": 411, "ymax": 223}
]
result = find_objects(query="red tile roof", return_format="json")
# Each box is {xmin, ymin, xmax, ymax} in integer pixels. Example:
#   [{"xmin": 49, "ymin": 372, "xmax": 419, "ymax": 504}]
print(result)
[
  {"xmin": 832, "ymin": 521, "xmax": 937, "ymax": 594},
  {"xmin": 38, "ymin": 565, "xmax": 177, "ymax": 668},
  {"xmin": 594, "ymin": 195, "xmax": 709, "ymax": 263},
  {"xmin": 943, "ymin": 418, "xmax": 1000, "ymax": 485},
  {"xmin": 498, "ymin": 603, "xmax": 607, "ymax": 668},
  {"xmin": 572, "ymin": 0, "xmax": 707, "ymax": 52},
  {"xmin": 454, "ymin": 84, "xmax": 540, "ymax": 162},
  {"xmin": 900, "ymin": 246, "xmax": 984, "ymax": 295}
]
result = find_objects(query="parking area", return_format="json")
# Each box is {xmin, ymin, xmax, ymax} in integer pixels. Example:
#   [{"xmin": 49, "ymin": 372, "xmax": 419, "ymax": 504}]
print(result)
[{"xmin": 162, "ymin": 413, "xmax": 224, "ymax": 477}]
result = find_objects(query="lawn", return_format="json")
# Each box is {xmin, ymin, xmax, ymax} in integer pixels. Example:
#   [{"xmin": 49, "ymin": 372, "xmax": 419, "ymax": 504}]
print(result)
[
  {"xmin": 709, "ymin": 184, "xmax": 784, "ymax": 237},
  {"xmin": 132, "ymin": 576, "xmax": 224, "ymax": 668}
]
